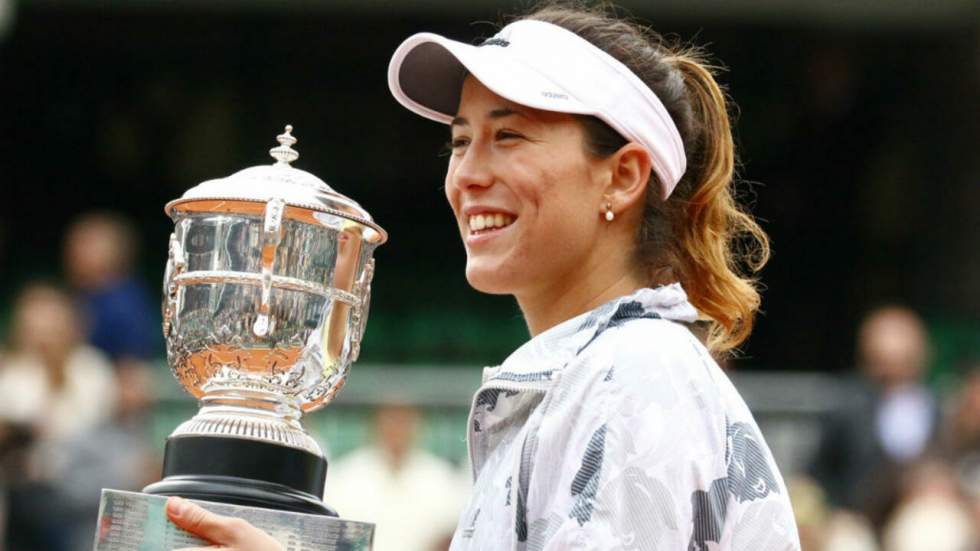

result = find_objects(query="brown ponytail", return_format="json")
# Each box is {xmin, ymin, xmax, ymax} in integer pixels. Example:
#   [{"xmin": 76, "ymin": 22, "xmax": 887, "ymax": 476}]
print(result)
[
  {"xmin": 522, "ymin": 3, "xmax": 771, "ymax": 355},
  {"xmin": 668, "ymin": 53, "xmax": 770, "ymax": 353}
]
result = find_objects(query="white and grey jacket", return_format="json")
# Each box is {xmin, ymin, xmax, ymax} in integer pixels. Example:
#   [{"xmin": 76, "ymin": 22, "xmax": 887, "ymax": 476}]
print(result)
[{"xmin": 450, "ymin": 284, "xmax": 801, "ymax": 551}]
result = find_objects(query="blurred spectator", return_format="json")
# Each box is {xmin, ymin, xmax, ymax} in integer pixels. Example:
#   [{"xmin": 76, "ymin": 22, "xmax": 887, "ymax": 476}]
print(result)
[
  {"xmin": 63, "ymin": 212, "xmax": 160, "ymax": 501},
  {"xmin": 0, "ymin": 283, "xmax": 158, "ymax": 551},
  {"xmin": 789, "ymin": 475, "xmax": 878, "ymax": 551},
  {"xmin": 788, "ymin": 475, "xmax": 830, "ymax": 551},
  {"xmin": 326, "ymin": 403, "xmax": 467, "ymax": 551},
  {"xmin": 63, "ymin": 211, "xmax": 157, "ymax": 364},
  {"xmin": 942, "ymin": 362, "xmax": 980, "ymax": 534},
  {"xmin": 0, "ymin": 283, "xmax": 118, "ymax": 550},
  {"xmin": 943, "ymin": 363, "xmax": 980, "ymax": 461},
  {"xmin": 0, "ymin": 284, "xmax": 117, "ymax": 441},
  {"xmin": 809, "ymin": 306, "xmax": 939, "ymax": 529},
  {"xmin": 821, "ymin": 511, "xmax": 879, "ymax": 551},
  {"xmin": 880, "ymin": 460, "xmax": 977, "ymax": 551}
]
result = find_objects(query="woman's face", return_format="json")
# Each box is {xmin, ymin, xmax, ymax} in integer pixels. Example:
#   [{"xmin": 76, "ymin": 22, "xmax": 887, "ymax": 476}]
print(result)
[{"xmin": 446, "ymin": 77, "xmax": 609, "ymax": 298}]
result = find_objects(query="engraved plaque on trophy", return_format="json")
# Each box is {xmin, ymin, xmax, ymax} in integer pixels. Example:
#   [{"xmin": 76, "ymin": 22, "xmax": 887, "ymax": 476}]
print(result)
[{"xmin": 94, "ymin": 125, "xmax": 386, "ymax": 549}]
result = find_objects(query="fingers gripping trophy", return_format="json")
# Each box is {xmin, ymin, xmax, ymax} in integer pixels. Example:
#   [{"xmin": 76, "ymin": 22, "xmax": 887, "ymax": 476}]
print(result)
[{"xmin": 94, "ymin": 126, "xmax": 386, "ymax": 550}]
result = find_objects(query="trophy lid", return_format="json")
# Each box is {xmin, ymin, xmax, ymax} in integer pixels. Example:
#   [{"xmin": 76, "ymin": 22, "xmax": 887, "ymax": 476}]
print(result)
[{"xmin": 166, "ymin": 125, "xmax": 387, "ymax": 244}]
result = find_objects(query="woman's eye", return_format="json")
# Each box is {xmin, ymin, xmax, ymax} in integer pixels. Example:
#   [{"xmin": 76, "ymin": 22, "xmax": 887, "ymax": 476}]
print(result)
[
  {"xmin": 496, "ymin": 130, "xmax": 523, "ymax": 141},
  {"xmin": 441, "ymin": 137, "xmax": 470, "ymax": 157}
]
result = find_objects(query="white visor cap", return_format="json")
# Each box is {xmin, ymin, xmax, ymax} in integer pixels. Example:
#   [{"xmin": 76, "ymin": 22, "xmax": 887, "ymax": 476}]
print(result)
[{"xmin": 388, "ymin": 19, "xmax": 687, "ymax": 200}]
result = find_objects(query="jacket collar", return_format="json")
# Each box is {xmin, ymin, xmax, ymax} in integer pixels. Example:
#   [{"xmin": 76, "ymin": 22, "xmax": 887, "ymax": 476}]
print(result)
[{"xmin": 482, "ymin": 283, "xmax": 698, "ymax": 384}]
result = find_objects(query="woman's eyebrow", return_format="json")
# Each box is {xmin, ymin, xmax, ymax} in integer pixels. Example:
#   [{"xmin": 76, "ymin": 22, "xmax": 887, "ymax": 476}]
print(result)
[
  {"xmin": 489, "ymin": 107, "xmax": 529, "ymax": 121},
  {"xmin": 451, "ymin": 108, "xmax": 530, "ymax": 128}
]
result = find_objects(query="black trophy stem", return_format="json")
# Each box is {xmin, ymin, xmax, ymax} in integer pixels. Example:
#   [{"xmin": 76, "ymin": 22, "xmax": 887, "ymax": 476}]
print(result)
[{"xmin": 143, "ymin": 435, "xmax": 336, "ymax": 516}]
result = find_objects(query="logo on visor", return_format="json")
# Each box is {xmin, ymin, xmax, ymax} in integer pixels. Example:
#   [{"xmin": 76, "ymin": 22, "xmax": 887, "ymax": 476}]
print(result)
[
  {"xmin": 479, "ymin": 37, "xmax": 510, "ymax": 47},
  {"xmin": 542, "ymin": 91, "xmax": 569, "ymax": 100}
]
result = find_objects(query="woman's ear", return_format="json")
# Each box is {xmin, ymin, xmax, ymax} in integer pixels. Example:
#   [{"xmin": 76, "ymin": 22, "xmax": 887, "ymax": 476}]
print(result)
[{"xmin": 603, "ymin": 143, "xmax": 652, "ymax": 217}]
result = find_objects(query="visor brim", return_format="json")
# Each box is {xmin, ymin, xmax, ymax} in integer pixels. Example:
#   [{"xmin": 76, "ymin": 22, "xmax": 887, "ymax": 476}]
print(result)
[{"xmin": 388, "ymin": 33, "xmax": 591, "ymax": 124}]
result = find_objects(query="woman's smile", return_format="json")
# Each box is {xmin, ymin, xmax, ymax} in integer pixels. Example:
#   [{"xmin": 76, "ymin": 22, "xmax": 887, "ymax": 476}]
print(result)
[
  {"xmin": 461, "ymin": 206, "xmax": 517, "ymax": 245},
  {"xmin": 466, "ymin": 212, "xmax": 515, "ymax": 234}
]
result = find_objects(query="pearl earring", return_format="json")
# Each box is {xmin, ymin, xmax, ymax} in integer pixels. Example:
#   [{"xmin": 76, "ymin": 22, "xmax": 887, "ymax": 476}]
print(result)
[{"xmin": 604, "ymin": 203, "xmax": 615, "ymax": 222}]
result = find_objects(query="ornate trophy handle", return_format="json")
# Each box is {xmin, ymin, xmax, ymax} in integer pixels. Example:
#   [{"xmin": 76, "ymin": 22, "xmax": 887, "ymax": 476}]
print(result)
[
  {"xmin": 162, "ymin": 232, "xmax": 186, "ymax": 338},
  {"xmin": 253, "ymin": 197, "xmax": 286, "ymax": 337},
  {"xmin": 349, "ymin": 258, "xmax": 375, "ymax": 361}
]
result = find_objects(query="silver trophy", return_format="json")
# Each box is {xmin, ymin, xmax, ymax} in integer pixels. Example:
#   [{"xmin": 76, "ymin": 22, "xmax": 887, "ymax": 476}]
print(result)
[{"xmin": 95, "ymin": 125, "xmax": 385, "ymax": 550}]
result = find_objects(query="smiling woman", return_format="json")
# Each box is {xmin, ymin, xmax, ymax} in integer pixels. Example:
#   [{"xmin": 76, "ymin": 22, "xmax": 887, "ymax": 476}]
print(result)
[
  {"xmin": 385, "ymin": 4, "xmax": 799, "ymax": 550},
  {"xmin": 168, "ymin": 3, "xmax": 800, "ymax": 551}
]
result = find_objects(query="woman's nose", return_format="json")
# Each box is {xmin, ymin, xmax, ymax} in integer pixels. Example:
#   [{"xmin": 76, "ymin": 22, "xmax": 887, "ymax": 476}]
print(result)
[{"xmin": 449, "ymin": 147, "xmax": 494, "ymax": 191}]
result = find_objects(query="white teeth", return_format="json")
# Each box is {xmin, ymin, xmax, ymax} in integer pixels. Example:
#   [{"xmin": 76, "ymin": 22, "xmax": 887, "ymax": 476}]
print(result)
[{"xmin": 467, "ymin": 212, "xmax": 514, "ymax": 232}]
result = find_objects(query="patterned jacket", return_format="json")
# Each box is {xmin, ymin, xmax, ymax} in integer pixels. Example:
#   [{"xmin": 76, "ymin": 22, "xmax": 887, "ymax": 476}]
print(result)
[{"xmin": 449, "ymin": 284, "xmax": 801, "ymax": 551}]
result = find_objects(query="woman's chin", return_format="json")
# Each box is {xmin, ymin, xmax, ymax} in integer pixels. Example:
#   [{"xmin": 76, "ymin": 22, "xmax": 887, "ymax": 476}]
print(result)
[{"xmin": 464, "ymin": 262, "xmax": 516, "ymax": 295}]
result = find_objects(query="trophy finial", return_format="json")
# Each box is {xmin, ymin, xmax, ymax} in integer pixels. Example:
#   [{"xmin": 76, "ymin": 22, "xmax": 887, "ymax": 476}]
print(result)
[{"xmin": 270, "ymin": 124, "xmax": 299, "ymax": 166}]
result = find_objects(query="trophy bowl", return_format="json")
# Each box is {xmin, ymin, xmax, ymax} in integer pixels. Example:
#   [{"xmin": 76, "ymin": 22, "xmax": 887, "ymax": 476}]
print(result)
[{"xmin": 143, "ymin": 125, "xmax": 387, "ymax": 514}]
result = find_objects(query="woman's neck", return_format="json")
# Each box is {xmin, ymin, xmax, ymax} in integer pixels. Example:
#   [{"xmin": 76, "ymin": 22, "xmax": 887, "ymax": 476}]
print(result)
[{"xmin": 516, "ymin": 270, "xmax": 645, "ymax": 337}]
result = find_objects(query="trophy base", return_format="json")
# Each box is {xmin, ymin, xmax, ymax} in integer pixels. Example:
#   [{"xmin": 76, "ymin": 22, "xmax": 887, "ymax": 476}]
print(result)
[
  {"xmin": 143, "ymin": 474, "xmax": 336, "ymax": 516},
  {"xmin": 94, "ymin": 489, "xmax": 373, "ymax": 550},
  {"xmin": 143, "ymin": 435, "xmax": 333, "ymax": 516}
]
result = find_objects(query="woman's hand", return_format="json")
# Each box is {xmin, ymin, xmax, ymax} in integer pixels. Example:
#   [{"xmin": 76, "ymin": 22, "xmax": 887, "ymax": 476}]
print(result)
[{"xmin": 166, "ymin": 496, "xmax": 285, "ymax": 551}]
